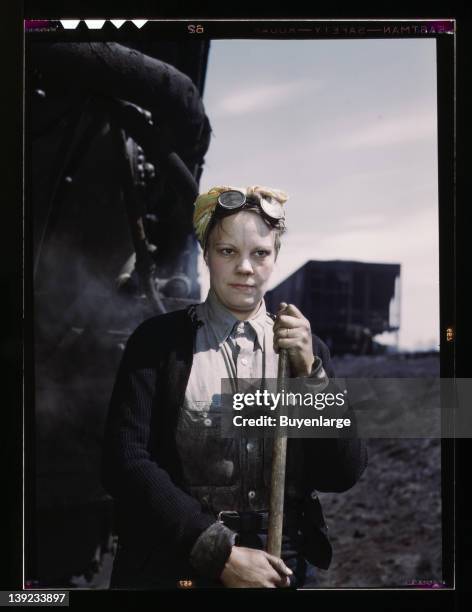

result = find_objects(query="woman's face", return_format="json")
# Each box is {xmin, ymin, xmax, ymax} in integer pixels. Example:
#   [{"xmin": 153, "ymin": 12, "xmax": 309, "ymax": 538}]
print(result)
[{"xmin": 204, "ymin": 210, "xmax": 277, "ymax": 320}]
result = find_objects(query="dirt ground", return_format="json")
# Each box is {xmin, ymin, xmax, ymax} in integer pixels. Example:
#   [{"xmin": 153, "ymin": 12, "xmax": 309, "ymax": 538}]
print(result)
[{"xmin": 313, "ymin": 353, "xmax": 443, "ymax": 588}]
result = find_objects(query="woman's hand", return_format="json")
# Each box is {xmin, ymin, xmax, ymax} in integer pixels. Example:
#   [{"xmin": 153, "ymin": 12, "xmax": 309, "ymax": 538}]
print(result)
[
  {"xmin": 273, "ymin": 302, "xmax": 315, "ymax": 377},
  {"xmin": 220, "ymin": 546, "xmax": 293, "ymax": 588}
]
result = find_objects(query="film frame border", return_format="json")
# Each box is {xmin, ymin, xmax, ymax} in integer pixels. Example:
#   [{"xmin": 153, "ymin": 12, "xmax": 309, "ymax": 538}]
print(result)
[{"xmin": 20, "ymin": 15, "xmax": 457, "ymax": 602}]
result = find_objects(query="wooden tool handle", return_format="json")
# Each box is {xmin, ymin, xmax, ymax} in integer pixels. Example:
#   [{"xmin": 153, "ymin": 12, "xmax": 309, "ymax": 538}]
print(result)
[{"xmin": 267, "ymin": 348, "xmax": 290, "ymax": 557}]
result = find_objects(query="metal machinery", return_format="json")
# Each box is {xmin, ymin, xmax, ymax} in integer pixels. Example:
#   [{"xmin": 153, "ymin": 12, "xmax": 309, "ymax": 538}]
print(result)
[{"xmin": 27, "ymin": 40, "xmax": 211, "ymax": 586}]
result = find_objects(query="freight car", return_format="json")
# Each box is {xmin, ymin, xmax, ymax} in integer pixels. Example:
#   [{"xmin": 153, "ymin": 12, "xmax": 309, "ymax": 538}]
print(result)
[{"xmin": 265, "ymin": 260, "xmax": 400, "ymax": 355}]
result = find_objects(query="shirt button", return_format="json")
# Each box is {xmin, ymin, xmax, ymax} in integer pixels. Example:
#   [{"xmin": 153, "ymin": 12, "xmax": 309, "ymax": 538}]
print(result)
[
  {"xmin": 248, "ymin": 490, "xmax": 256, "ymax": 500},
  {"xmin": 311, "ymin": 492, "xmax": 318, "ymax": 500},
  {"xmin": 246, "ymin": 442, "xmax": 254, "ymax": 452},
  {"xmin": 240, "ymin": 358, "xmax": 248, "ymax": 366},
  {"xmin": 204, "ymin": 418, "xmax": 212, "ymax": 426}
]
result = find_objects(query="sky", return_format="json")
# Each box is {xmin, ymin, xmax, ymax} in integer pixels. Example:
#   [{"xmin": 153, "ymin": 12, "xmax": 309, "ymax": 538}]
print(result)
[{"xmin": 197, "ymin": 39, "xmax": 439, "ymax": 351}]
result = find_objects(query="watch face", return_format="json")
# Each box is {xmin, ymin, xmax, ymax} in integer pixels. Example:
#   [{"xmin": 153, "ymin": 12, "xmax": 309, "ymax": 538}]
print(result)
[
  {"xmin": 218, "ymin": 190, "xmax": 246, "ymax": 209},
  {"xmin": 260, "ymin": 197, "xmax": 285, "ymax": 220}
]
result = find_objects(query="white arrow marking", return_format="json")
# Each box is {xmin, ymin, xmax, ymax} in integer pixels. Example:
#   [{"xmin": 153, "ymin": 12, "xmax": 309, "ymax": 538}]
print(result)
[
  {"xmin": 131, "ymin": 20, "xmax": 148, "ymax": 29},
  {"xmin": 84, "ymin": 20, "xmax": 106, "ymax": 29},
  {"xmin": 60, "ymin": 20, "xmax": 80, "ymax": 29}
]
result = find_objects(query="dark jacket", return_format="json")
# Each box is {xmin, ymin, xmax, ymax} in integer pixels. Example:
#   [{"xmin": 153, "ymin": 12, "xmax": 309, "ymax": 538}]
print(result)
[{"xmin": 101, "ymin": 306, "xmax": 368, "ymax": 589}]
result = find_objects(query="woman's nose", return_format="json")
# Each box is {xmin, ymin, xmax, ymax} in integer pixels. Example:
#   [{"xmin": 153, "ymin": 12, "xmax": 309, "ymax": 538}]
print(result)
[{"xmin": 235, "ymin": 257, "xmax": 254, "ymax": 274}]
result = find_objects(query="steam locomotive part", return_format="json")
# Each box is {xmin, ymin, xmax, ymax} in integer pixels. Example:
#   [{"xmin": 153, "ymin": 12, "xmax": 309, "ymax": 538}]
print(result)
[{"xmin": 28, "ymin": 39, "xmax": 212, "ymax": 587}]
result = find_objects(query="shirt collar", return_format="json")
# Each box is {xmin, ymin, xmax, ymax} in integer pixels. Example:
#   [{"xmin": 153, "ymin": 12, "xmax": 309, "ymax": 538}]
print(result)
[{"xmin": 202, "ymin": 287, "xmax": 268, "ymax": 349}]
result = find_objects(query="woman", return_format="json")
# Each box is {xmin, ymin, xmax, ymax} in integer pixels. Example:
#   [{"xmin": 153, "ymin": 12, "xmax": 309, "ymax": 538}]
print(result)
[{"xmin": 102, "ymin": 185, "xmax": 367, "ymax": 589}]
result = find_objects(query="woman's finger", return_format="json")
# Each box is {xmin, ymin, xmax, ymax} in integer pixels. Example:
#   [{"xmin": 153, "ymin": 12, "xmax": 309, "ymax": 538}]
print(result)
[
  {"xmin": 273, "ymin": 315, "xmax": 305, "ymax": 331},
  {"xmin": 274, "ymin": 328, "xmax": 307, "ymax": 343},
  {"xmin": 276, "ymin": 338, "xmax": 302, "ymax": 351},
  {"xmin": 265, "ymin": 553, "xmax": 293, "ymax": 577},
  {"xmin": 283, "ymin": 303, "xmax": 304, "ymax": 318},
  {"xmin": 275, "ymin": 574, "xmax": 292, "ymax": 588},
  {"xmin": 274, "ymin": 327, "xmax": 294, "ymax": 340}
]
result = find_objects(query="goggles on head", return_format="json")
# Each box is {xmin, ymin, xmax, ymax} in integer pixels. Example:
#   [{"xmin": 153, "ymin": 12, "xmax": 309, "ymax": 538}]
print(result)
[{"xmin": 217, "ymin": 189, "xmax": 285, "ymax": 222}]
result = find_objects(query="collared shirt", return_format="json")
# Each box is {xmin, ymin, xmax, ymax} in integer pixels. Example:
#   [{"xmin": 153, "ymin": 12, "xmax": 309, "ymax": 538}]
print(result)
[{"xmin": 184, "ymin": 287, "xmax": 279, "ymax": 409}]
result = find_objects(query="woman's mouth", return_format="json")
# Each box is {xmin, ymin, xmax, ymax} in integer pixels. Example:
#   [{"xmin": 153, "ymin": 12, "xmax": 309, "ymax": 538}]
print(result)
[{"xmin": 229, "ymin": 284, "xmax": 256, "ymax": 292}]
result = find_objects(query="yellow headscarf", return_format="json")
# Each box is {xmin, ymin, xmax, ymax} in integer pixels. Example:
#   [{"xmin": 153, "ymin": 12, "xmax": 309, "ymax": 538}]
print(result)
[{"xmin": 193, "ymin": 184, "xmax": 289, "ymax": 249}]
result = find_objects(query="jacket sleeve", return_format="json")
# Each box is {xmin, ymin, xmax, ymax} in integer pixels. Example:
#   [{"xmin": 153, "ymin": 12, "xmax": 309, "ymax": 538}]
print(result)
[
  {"xmin": 302, "ymin": 335, "xmax": 368, "ymax": 493},
  {"xmin": 101, "ymin": 319, "xmax": 217, "ymax": 562}
]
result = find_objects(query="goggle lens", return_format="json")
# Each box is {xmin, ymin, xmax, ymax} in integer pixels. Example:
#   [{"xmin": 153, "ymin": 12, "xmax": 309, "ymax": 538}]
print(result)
[
  {"xmin": 259, "ymin": 197, "xmax": 285, "ymax": 220},
  {"xmin": 217, "ymin": 190, "xmax": 246, "ymax": 209}
]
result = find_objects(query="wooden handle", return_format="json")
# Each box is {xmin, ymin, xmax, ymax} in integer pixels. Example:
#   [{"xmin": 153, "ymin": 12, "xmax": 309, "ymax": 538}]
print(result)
[{"xmin": 267, "ymin": 348, "xmax": 290, "ymax": 557}]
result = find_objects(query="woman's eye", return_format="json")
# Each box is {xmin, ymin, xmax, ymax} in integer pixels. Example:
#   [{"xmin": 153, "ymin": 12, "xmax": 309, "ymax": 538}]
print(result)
[
  {"xmin": 255, "ymin": 250, "xmax": 270, "ymax": 257},
  {"xmin": 220, "ymin": 248, "xmax": 234, "ymax": 256}
]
